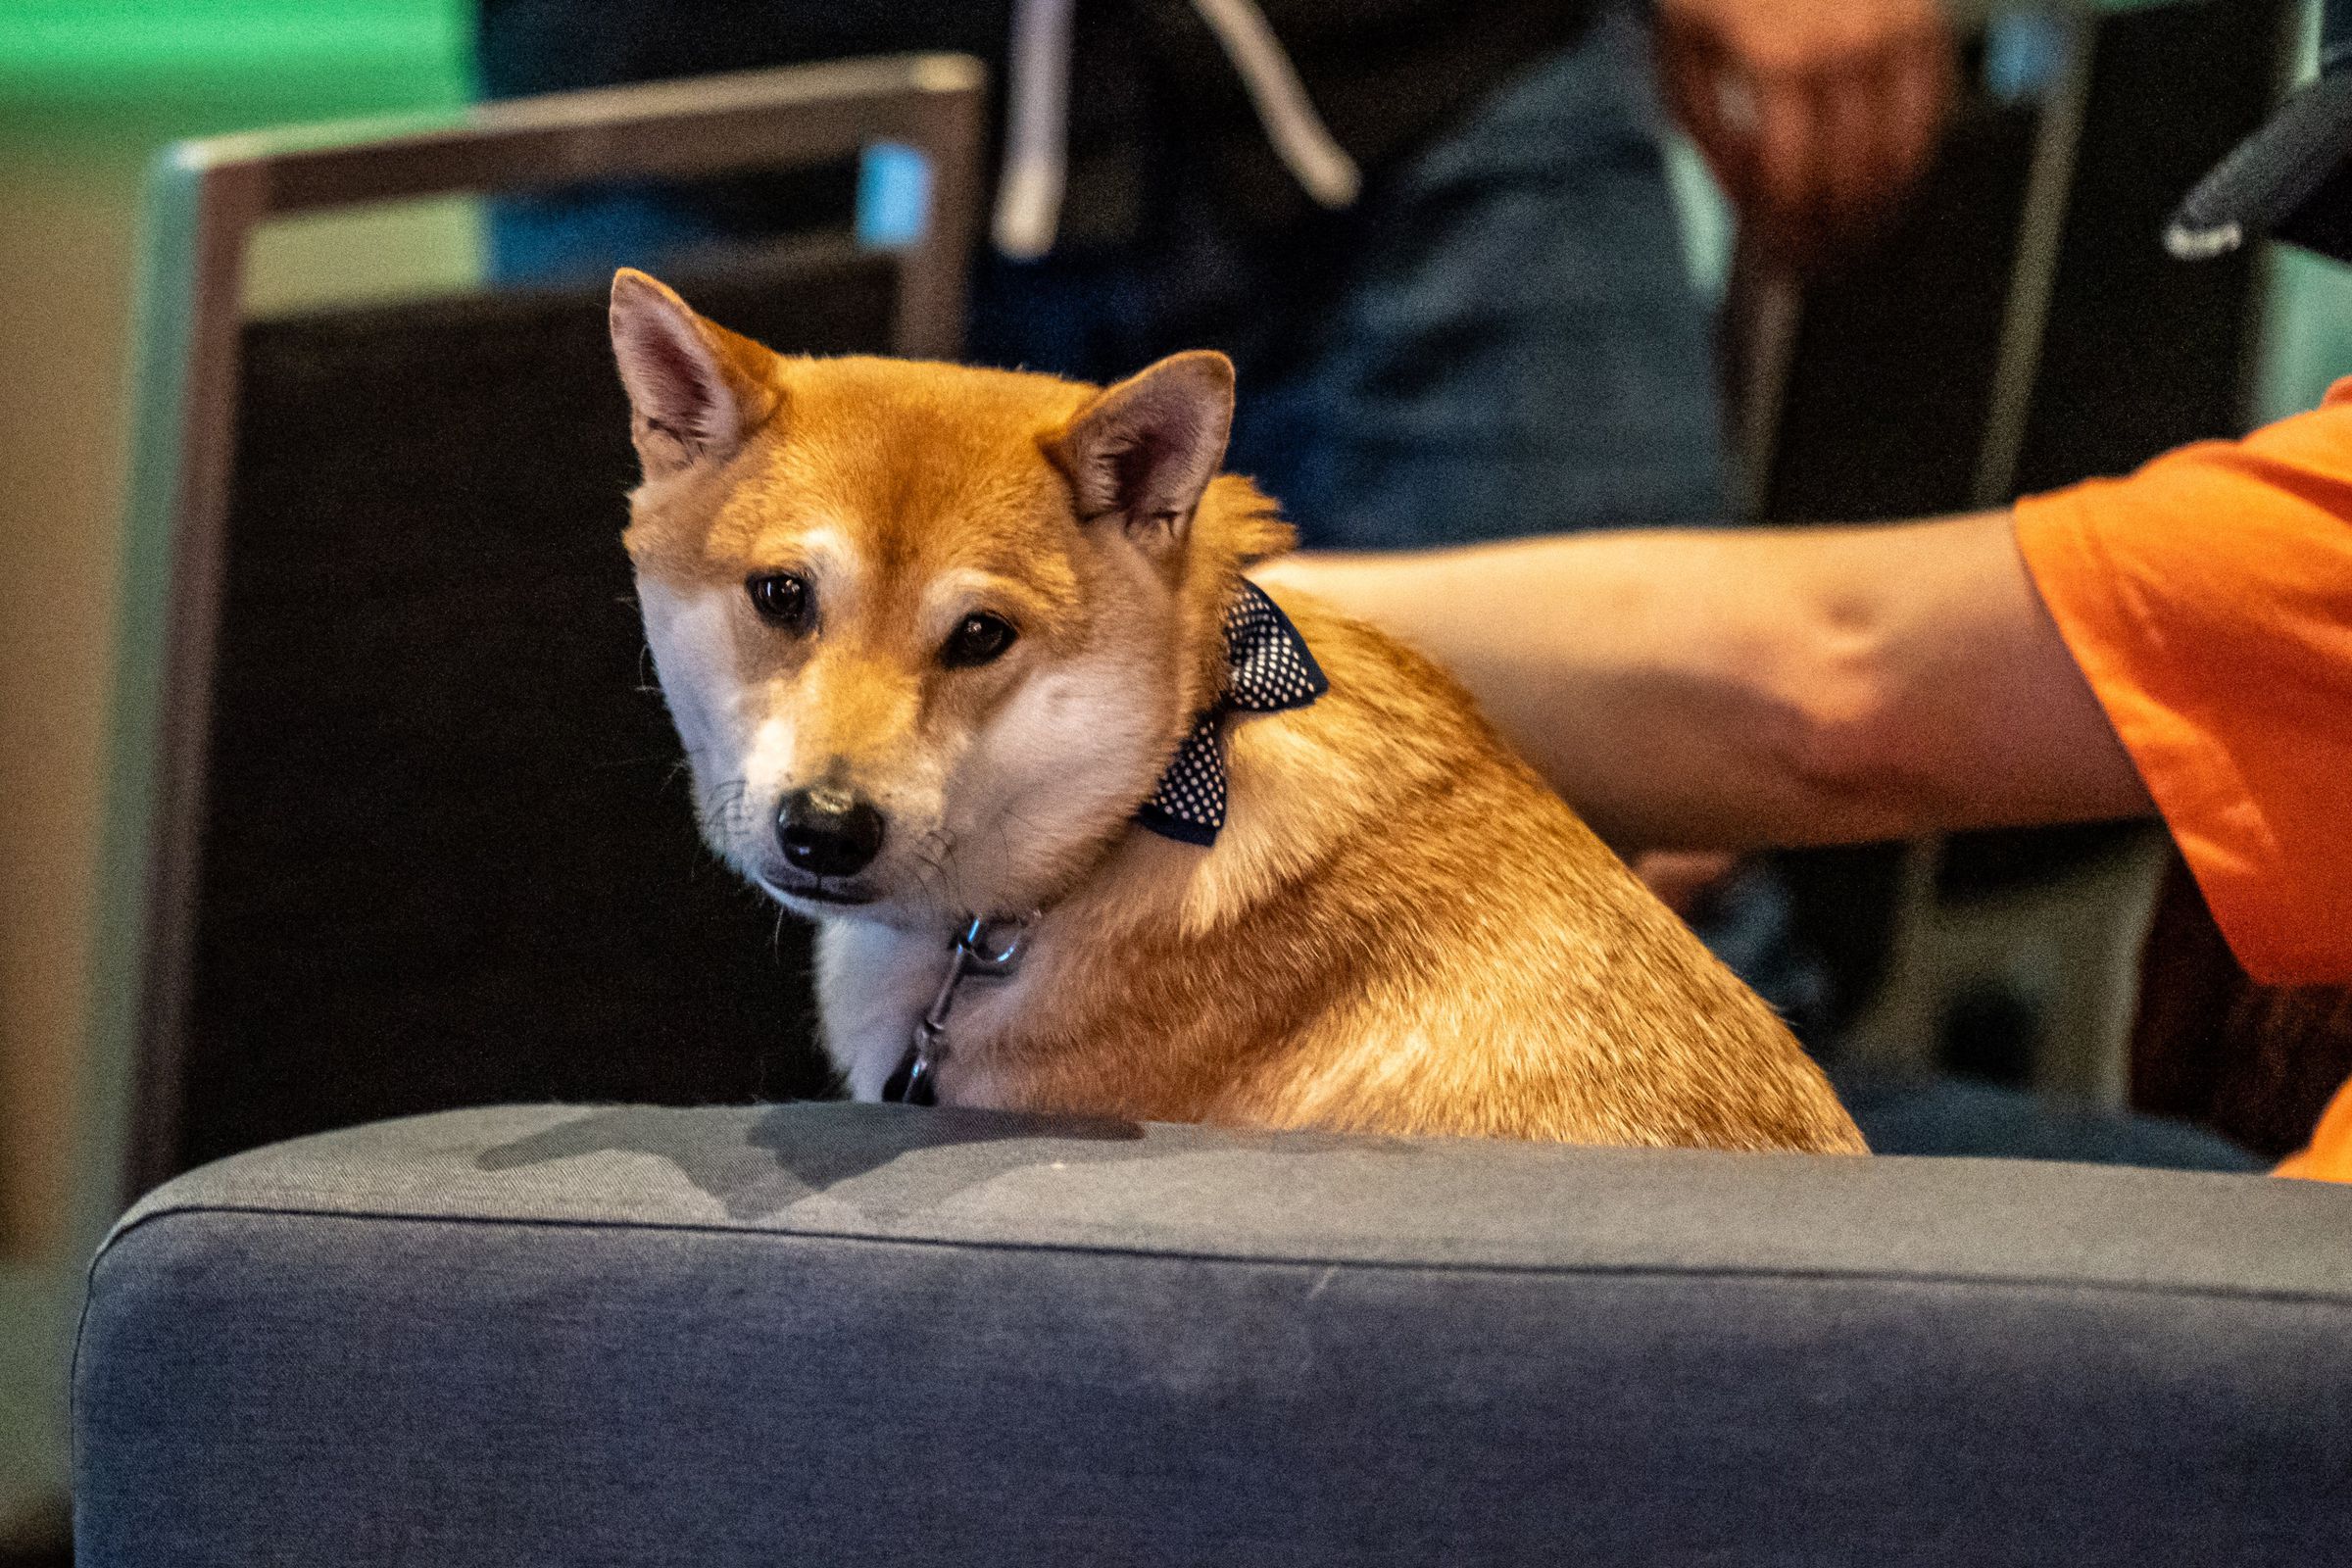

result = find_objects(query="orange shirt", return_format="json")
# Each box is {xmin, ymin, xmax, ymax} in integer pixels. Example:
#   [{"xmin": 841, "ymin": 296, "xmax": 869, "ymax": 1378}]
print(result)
[{"xmin": 2013, "ymin": 378, "xmax": 2352, "ymax": 1180}]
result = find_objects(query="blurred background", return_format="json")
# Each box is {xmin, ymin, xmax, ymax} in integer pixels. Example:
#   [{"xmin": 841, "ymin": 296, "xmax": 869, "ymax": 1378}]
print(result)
[
  {"xmin": 2, "ymin": 4, "xmax": 478, "ymax": 1554},
  {"xmin": 6, "ymin": 0, "xmax": 2352, "ymax": 1557}
]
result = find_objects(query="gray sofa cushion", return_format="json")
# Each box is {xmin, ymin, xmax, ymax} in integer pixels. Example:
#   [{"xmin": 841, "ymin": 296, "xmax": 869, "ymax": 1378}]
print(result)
[{"xmin": 73, "ymin": 1102, "xmax": 2352, "ymax": 1565}]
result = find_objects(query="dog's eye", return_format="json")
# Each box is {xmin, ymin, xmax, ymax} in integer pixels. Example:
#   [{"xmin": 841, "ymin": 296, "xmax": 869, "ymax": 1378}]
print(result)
[
  {"xmin": 746, "ymin": 573, "xmax": 812, "ymax": 632},
  {"xmin": 941, "ymin": 612, "xmax": 1017, "ymax": 668}
]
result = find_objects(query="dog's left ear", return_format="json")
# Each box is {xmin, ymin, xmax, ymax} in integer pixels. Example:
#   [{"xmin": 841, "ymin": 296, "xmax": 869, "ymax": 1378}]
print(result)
[{"xmin": 1044, "ymin": 351, "xmax": 1235, "ymax": 564}]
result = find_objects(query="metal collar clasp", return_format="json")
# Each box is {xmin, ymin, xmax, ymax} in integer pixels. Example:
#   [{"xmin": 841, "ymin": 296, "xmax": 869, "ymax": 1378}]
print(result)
[{"xmin": 888, "ymin": 913, "xmax": 1033, "ymax": 1105}]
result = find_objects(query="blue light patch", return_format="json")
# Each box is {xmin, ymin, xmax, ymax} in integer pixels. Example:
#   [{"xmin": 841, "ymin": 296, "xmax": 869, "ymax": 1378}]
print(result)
[{"xmin": 857, "ymin": 142, "xmax": 932, "ymax": 251}]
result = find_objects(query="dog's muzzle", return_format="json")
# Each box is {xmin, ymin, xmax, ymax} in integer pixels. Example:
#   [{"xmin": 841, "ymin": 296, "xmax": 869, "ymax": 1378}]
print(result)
[{"xmin": 776, "ymin": 785, "xmax": 886, "ymax": 879}]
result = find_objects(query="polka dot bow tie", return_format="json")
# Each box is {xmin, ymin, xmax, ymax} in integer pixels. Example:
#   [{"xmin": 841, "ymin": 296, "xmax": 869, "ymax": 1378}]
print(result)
[{"xmin": 1135, "ymin": 579, "xmax": 1330, "ymax": 847}]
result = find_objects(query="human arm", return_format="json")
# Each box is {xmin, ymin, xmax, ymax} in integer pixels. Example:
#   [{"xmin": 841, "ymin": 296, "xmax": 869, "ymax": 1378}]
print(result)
[{"xmin": 1258, "ymin": 510, "xmax": 2152, "ymax": 854}]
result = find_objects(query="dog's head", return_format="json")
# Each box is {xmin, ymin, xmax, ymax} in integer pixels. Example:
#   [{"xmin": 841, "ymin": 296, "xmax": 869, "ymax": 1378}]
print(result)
[{"xmin": 609, "ymin": 269, "xmax": 1291, "ymax": 927}]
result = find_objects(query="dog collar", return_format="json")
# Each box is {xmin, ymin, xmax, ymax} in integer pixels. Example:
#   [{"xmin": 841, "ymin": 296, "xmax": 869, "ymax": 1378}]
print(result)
[{"xmin": 1134, "ymin": 579, "xmax": 1329, "ymax": 847}]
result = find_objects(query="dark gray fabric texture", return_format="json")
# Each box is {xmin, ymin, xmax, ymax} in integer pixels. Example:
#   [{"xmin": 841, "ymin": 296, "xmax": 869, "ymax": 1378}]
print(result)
[{"xmin": 75, "ymin": 1103, "xmax": 2352, "ymax": 1565}]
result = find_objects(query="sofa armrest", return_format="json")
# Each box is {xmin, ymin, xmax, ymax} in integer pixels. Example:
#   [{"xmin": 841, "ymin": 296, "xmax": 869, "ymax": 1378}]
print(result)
[{"xmin": 74, "ymin": 1102, "xmax": 2352, "ymax": 1565}]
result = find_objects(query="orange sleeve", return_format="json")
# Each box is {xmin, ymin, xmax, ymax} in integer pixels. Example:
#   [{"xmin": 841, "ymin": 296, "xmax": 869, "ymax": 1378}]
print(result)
[
  {"xmin": 2275, "ymin": 1087, "xmax": 2352, "ymax": 1183},
  {"xmin": 2012, "ymin": 379, "xmax": 2352, "ymax": 988}
]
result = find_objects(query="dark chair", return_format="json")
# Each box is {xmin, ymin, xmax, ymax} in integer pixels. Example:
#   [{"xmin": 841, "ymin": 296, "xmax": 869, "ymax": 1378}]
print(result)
[
  {"xmin": 1729, "ymin": 0, "xmax": 2298, "ymax": 1109},
  {"xmin": 83, "ymin": 56, "xmax": 986, "ymax": 1200}
]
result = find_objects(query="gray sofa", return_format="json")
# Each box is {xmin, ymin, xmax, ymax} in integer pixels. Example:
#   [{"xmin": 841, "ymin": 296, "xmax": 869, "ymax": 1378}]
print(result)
[{"xmin": 73, "ymin": 1102, "xmax": 2352, "ymax": 1564}]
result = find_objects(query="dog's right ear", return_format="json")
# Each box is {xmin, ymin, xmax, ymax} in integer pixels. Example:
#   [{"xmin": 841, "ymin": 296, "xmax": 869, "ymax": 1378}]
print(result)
[{"xmin": 609, "ymin": 269, "xmax": 779, "ymax": 479}]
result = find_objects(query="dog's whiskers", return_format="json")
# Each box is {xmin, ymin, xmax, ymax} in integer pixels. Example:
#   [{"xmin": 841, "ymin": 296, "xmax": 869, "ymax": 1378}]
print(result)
[
  {"xmin": 696, "ymin": 777, "xmax": 758, "ymax": 840},
  {"xmin": 906, "ymin": 827, "xmax": 959, "ymax": 914}
]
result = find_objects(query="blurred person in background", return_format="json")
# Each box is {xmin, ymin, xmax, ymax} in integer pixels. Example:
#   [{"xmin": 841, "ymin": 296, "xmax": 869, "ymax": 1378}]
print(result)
[
  {"xmin": 483, "ymin": 0, "xmax": 1955, "ymax": 1040},
  {"xmin": 1268, "ymin": 5, "xmax": 2352, "ymax": 1176},
  {"xmin": 482, "ymin": 0, "xmax": 1951, "ymax": 548}
]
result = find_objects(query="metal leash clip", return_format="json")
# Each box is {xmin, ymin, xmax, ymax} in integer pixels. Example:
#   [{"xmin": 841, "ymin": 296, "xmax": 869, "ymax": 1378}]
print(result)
[{"xmin": 896, "ymin": 913, "xmax": 1032, "ymax": 1105}]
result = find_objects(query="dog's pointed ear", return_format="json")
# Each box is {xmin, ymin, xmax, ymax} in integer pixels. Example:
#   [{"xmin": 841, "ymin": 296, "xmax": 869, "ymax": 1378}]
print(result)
[
  {"xmin": 1044, "ymin": 351, "xmax": 1235, "ymax": 561},
  {"xmin": 610, "ymin": 268, "xmax": 779, "ymax": 478}
]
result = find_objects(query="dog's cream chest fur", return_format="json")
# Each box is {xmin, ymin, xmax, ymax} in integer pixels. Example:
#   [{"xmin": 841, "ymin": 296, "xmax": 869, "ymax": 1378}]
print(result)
[{"xmin": 816, "ymin": 920, "xmax": 1047, "ymax": 1105}]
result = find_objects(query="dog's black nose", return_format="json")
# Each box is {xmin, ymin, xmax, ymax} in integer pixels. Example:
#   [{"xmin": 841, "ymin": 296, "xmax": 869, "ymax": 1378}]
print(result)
[{"xmin": 776, "ymin": 786, "xmax": 886, "ymax": 879}]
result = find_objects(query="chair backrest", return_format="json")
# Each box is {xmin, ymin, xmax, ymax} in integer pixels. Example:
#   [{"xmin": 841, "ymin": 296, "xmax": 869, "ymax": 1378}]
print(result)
[
  {"xmin": 1725, "ymin": 0, "xmax": 2295, "ymax": 1060},
  {"xmin": 88, "ymin": 57, "xmax": 987, "ymax": 1198},
  {"xmin": 1735, "ymin": 1, "xmax": 2291, "ymax": 523}
]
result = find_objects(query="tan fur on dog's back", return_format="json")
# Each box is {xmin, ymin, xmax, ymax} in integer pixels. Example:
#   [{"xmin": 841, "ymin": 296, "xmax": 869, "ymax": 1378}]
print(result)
[
  {"xmin": 611, "ymin": 269, "xmax": 1864, "ymax": 1153},
  {"xmin": 952, "ymin": 584, "xmax": 1862, "ymax": 1152}
]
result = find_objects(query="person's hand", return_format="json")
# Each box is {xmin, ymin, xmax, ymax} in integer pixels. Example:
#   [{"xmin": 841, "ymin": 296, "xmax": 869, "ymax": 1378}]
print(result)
[{"xmin": 1654, "ymin": 0, "xmax": 1956, "ymax": 267}]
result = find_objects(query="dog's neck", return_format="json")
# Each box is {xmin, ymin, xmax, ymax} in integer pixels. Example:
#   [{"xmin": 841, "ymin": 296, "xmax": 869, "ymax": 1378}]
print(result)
[
  {"xmin": 884, "ymin": 568, "xmax": 1333, "ymax": 1100},
  {"xmin": 906, "ymin": 568, "xmax": 1325, "ymax": 1003}
]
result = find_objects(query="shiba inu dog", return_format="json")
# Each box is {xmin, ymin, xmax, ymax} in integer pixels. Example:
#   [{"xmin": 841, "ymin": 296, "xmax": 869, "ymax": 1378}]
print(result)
[{"xmin": 610, "ymin": 268, "xmax": 1863, "ymax": 1152}]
